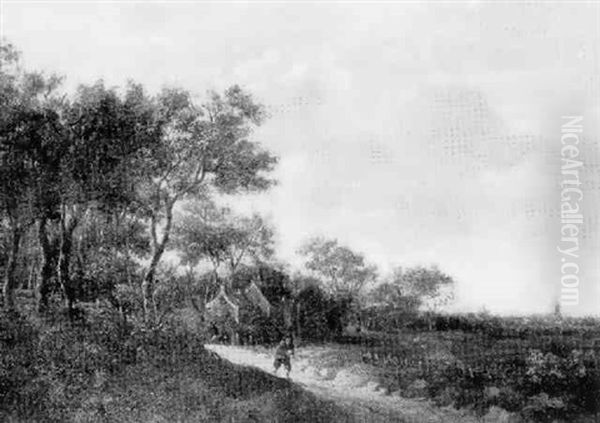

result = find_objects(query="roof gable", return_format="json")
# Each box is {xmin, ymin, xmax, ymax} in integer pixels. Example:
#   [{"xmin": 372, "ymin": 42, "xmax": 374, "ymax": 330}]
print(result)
[
  {"xmin": 205, "ymin": 285, "xmax": 240, "ymax": 323},
  {"xmin": 245, "ymin": 281, "xmax": 271, "ymax": 317}
]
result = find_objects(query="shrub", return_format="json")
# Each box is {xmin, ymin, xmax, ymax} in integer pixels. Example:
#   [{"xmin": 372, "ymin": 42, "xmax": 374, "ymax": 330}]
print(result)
[
  {"xmin": 522, "ymin": 393, "xmax": 567, "ymax": 423},
  {"xmin": 523, "ymin": 349, "xmax": 600, "ymax": 417},
  {"xmin": 0, "ymin": 311, "xmax": 46, "ymax": 418}
]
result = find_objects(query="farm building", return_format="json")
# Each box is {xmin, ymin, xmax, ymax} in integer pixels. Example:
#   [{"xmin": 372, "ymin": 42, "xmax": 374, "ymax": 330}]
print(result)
[{"xmin": 204, "ymin": 280, "xmax": 273, "ymax": 344}]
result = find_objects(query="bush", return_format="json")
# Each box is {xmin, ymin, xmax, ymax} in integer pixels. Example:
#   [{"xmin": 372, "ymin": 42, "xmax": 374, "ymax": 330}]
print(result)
[
  {"xmin": 0, "ymin": 311, "xmax": 47, "ymax": 419},
  {"xmin": 237, "ymin": 307, "xmax": 283, "ymax": 345},
  {"xmin": 296, "ymin": 285, "xmax": 350, "ymax": 341},
  {"xmin": 0, "ymin": 297, "xmax": 215, "ymax": 422},
  {"xmin": 522, "ymin": 393, "xmax": 568, "ymax": 423},
  {"xmin": 361, "ymin": 301, "xmax": 419, "ymax": 332},
  {"xmin": 523, "ymin": 349, "xmax": 600, "ymax": 417}
]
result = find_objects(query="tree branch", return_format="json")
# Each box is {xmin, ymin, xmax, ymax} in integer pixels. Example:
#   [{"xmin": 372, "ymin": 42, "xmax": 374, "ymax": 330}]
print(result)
[
  {"xmin": 174, "ymin": 155, "xmax": 207, "ymax": 201},
  {"xmin": 150, "ymin": 213, "xmax": 158, "ymax": 249}
]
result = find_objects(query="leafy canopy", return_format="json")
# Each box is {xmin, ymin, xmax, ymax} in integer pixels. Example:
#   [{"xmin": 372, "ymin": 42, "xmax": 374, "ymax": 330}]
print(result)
[{"xmin": 298, "ymin": 237, "xmax": 377, "ymax": 299}]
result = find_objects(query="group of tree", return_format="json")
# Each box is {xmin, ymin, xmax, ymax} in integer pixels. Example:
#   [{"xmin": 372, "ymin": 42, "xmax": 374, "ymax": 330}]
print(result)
[
  {"xmin": 0, "ymin": 42, "xmax": 277, "ymax": 322},
  {"xmin": 296, "ymin": 239, "xmax": 455, "ymax": 335},
  {"xmin": 369, "ymin": 265, "xmax": 455, "ymax": 311},
  {"xmin": 1, "ymin": 41, "xmax": 456, "ymax": 336}
]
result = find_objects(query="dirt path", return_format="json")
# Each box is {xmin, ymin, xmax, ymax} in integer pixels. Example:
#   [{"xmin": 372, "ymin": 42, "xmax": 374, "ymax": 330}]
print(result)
[{"xmin": 206, "ymin": 344, "xmax": 479, "ymax": 423}]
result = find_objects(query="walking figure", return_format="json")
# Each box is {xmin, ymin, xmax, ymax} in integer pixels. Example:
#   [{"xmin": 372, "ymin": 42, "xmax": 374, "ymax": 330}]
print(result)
[{"xmin": 273, "ymin": 334, "xmax": 295, "ymax": 378}]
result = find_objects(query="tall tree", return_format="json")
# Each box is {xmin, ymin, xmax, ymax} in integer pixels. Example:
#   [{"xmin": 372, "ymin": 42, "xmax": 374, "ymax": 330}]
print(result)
[
  {"xmin": 0, "ymin": 43, "xmax": 61, "ymax": 311},
  {"xmin": 139, "ymin": 86, "xmax": 277, "ymax": 322},
  {"xmin": 298, "ymin": 237, "xmax": 377, "ymax": 300},
  {"xmin": 23, "ymin": 80, "xmax": 159, "ymax": 312},
  {"xmin": 52, "ymin": 81, "xmax": 159, "ymax": 312}
]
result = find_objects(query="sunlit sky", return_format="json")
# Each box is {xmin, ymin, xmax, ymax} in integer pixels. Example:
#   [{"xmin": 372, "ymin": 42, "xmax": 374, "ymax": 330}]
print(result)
[{"xmin": 2, "ymin": 1, "xmax": 599, "ymax": 315}]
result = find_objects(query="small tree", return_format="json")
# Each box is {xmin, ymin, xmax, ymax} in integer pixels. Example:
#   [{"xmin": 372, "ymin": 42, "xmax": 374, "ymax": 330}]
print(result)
[
  {"xmin": 298, "ymin": 237, "xmax": 377, "ymax": 300},
  {"xmin": 173, "ymin": 201, "xmax": 275, "ymax": 288},
  {"xmin": 393, "ymin": 265, "xmax": 455, "ymax": 312}
]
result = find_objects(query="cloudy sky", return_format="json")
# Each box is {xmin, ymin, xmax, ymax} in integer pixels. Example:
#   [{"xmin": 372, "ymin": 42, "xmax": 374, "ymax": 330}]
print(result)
[{"xmin": 2, "ymin": 1, "xmax": 598, "ymax": 314}]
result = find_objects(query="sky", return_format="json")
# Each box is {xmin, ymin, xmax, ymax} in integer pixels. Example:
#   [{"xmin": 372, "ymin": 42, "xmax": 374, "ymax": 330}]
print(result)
[{"xmin": 1, "ymin": 1, "xmax": 599, "ymax": 315}]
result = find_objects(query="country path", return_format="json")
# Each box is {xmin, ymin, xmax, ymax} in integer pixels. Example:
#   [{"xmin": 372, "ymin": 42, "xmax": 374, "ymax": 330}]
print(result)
[{"xmin": 205, "ymin": 344, "xmax": 480, "ymax": 423}]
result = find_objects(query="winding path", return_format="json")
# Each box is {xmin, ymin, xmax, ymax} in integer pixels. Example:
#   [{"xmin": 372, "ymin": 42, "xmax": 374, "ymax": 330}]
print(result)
[{"xmin": 205, "ymin": 344, "xmax": 479, "ymax": 423}]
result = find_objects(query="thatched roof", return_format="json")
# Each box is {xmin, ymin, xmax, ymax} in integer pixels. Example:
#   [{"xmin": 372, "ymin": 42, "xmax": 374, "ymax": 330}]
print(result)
[
  {"xmin": 245, "ymin": 281, "xmax": 271, "ymax": 317},
  {"xmin": 205, "ymin": 285, "xmax": 240, "ymax": 323},
  {"xmin": 205, "ymin": 280, "xmax": 271, "ymax": 323}
]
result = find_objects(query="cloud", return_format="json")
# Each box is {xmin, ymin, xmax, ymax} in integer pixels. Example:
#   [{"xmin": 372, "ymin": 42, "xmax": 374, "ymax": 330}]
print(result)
[{"xmin": 3, "ymin": 1, "xmax": 598, "ymax": 314}]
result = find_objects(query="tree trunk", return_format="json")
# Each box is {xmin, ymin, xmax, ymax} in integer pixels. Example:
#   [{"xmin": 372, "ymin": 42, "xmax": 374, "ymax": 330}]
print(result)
[
  {"xmin": 2, "ymin": 227, "xmax": 23, "ymax": 312},
  {"xmin": 142, "ymin": 248, "xmax": 162, "ymax": 322},
  {"xmin": 37, "ymin": 217, "xmax": 55, "ymax": 313},
  {"xmin": 296, "ymin": 301, "xmax": 301, "ymax": 340},
  {"xmin": 142, "ymin": 201, "xmax": 174, "ymax": 323},
  {"xmin": 27, "ymin": 257, "xmax": 36, "ymax": 291},
  {"xmin": 186, "ymin": 267, "xmax": 205, "ymax": 319},
  {"xmin": 58, "ymin": 211, "xmax": 78, "ymax": 313}
]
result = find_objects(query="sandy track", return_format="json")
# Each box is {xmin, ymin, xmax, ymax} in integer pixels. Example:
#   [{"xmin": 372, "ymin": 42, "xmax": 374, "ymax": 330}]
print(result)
[{"xmin": 205, "ymin": 344, "xmax": 479, "ymax": 423}]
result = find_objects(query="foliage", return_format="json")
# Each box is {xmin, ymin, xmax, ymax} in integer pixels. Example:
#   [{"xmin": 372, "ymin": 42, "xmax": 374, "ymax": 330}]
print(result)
[
  {"xmin": 237, "ymin": 300, "xmax": 283, "ymax": 345},
  {"xmin": 405, "ymin": 312, "xmax": 600, "ymax": 339},
  {"xmin": 0, "ymin": 311, "xmax": 44, "ymax": 419},
  {"xmin": 298, "ymin": 237, "xmax": 377, "ymax": 300},
  {"xmin": 0, "ymin": 301, "xmax": 209, "ymax": 421},
  {"xmin": 382, "ymin": 265, "xmax": 455, "ymax": 312},
  {"xmin": 173, "ymin": 201, "xmax": 275, "ymax": 277},
  {"xmin": 341, "ymin": 314, "xmax": 600, "ymax": 422},
  {"xmin": 295, "ymin": 282, "xmax": 352, "ymax": 341},
  {"xmin": 0, "ymin": 42, "xmax": 62, "ymax": 310},
  {"xmin": 254, "ymin": 264, "xmax": 293, "ymax": 303},
  {"xmin": 0, "ymin": 43, "xmax": 278, "ymax": 321},
  {"xmin": 73, "ymin": 210, "xmax": 149, "ymax": 304},
  {"xmin": 361, "ymin": 300, "xmax": 420, "ymax": 332},
  {"xmin": 138, "ymin": 84, "xmax": 278, "ymax": 321},
  {"xmin": 364, "ymin": 265, "xmax": 455, "ymax": 331}
]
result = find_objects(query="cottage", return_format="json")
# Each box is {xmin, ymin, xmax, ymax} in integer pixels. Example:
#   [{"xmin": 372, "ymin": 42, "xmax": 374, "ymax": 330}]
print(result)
[
  {"xmin": 205, "ymin": 285, "xmax": 240, "ymax": 323},
  {"xmin": 204, "ymin": 279, "xmax": 272, "ymax": 344}
]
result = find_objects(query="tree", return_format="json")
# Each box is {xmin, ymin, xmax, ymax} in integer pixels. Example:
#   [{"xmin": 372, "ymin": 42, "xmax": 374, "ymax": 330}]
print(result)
[
  {"xmin": 27, "ymin": 81, "xmax": 160, "ymax": 313},
  {"xmin": 369, "ymin": 280, "xmax": 415, "ymax": 308},
  {"xmin": 223, "ymin": 213, "xmax": 274, "ymax": 275},
  {"xmin": 173, "ymin": 200, "xmax": 275, "ymax": 313},
  {"xmin": 139, "ymin": 86, "xmax": 277, "ymax": 322},
  {"xmin": 175, "ymin": 201, "xmax": 273, "ymax": 275},
  {"xmin": 73, "ymin": 208, "xmax": 150, "ymax": 304},
  {"xmin": 298, "ymin": 237, "xmax": 377, "ymax": 300},
  {"xmin": 173, "ymin": 201, "xmax": 233, "ymax": 290},
  {"xmin": 0, "ymin": 43, "xmax": 61, "ymax": 311},
  {"xmin": 389, "ymin": 265, "xmax": 455, "ymax": 312}
]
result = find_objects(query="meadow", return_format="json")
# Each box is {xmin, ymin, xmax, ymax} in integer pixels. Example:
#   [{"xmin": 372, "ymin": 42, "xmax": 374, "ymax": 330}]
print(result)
[{"xmin": 332, "ymin": 312, "xmax": 600, "ymax": 422}]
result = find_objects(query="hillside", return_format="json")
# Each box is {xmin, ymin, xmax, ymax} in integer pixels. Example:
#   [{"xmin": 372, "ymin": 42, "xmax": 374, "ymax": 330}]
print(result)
[{"xmin": 0, "ymin": 301, "xmax": 348, "ymax": 423}]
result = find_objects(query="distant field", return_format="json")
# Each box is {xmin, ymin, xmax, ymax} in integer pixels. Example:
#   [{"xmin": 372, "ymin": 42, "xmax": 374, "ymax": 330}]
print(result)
[{"xmin": 323, "ymin": 317, "xmax": 600, "ymax": 422}]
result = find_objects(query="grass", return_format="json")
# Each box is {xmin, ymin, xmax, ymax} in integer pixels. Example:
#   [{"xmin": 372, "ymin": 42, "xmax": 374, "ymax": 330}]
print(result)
[
  {"xmin": 62, "ymin": 358, "xmax": 348, "ymax": 423},
  {"xmin": 282, "ymin": 325, "xmax": 600, "ymax": 422},
  {"xmin": 0, "ymin": 299, "xmax": 351, "ymax": 423}
]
